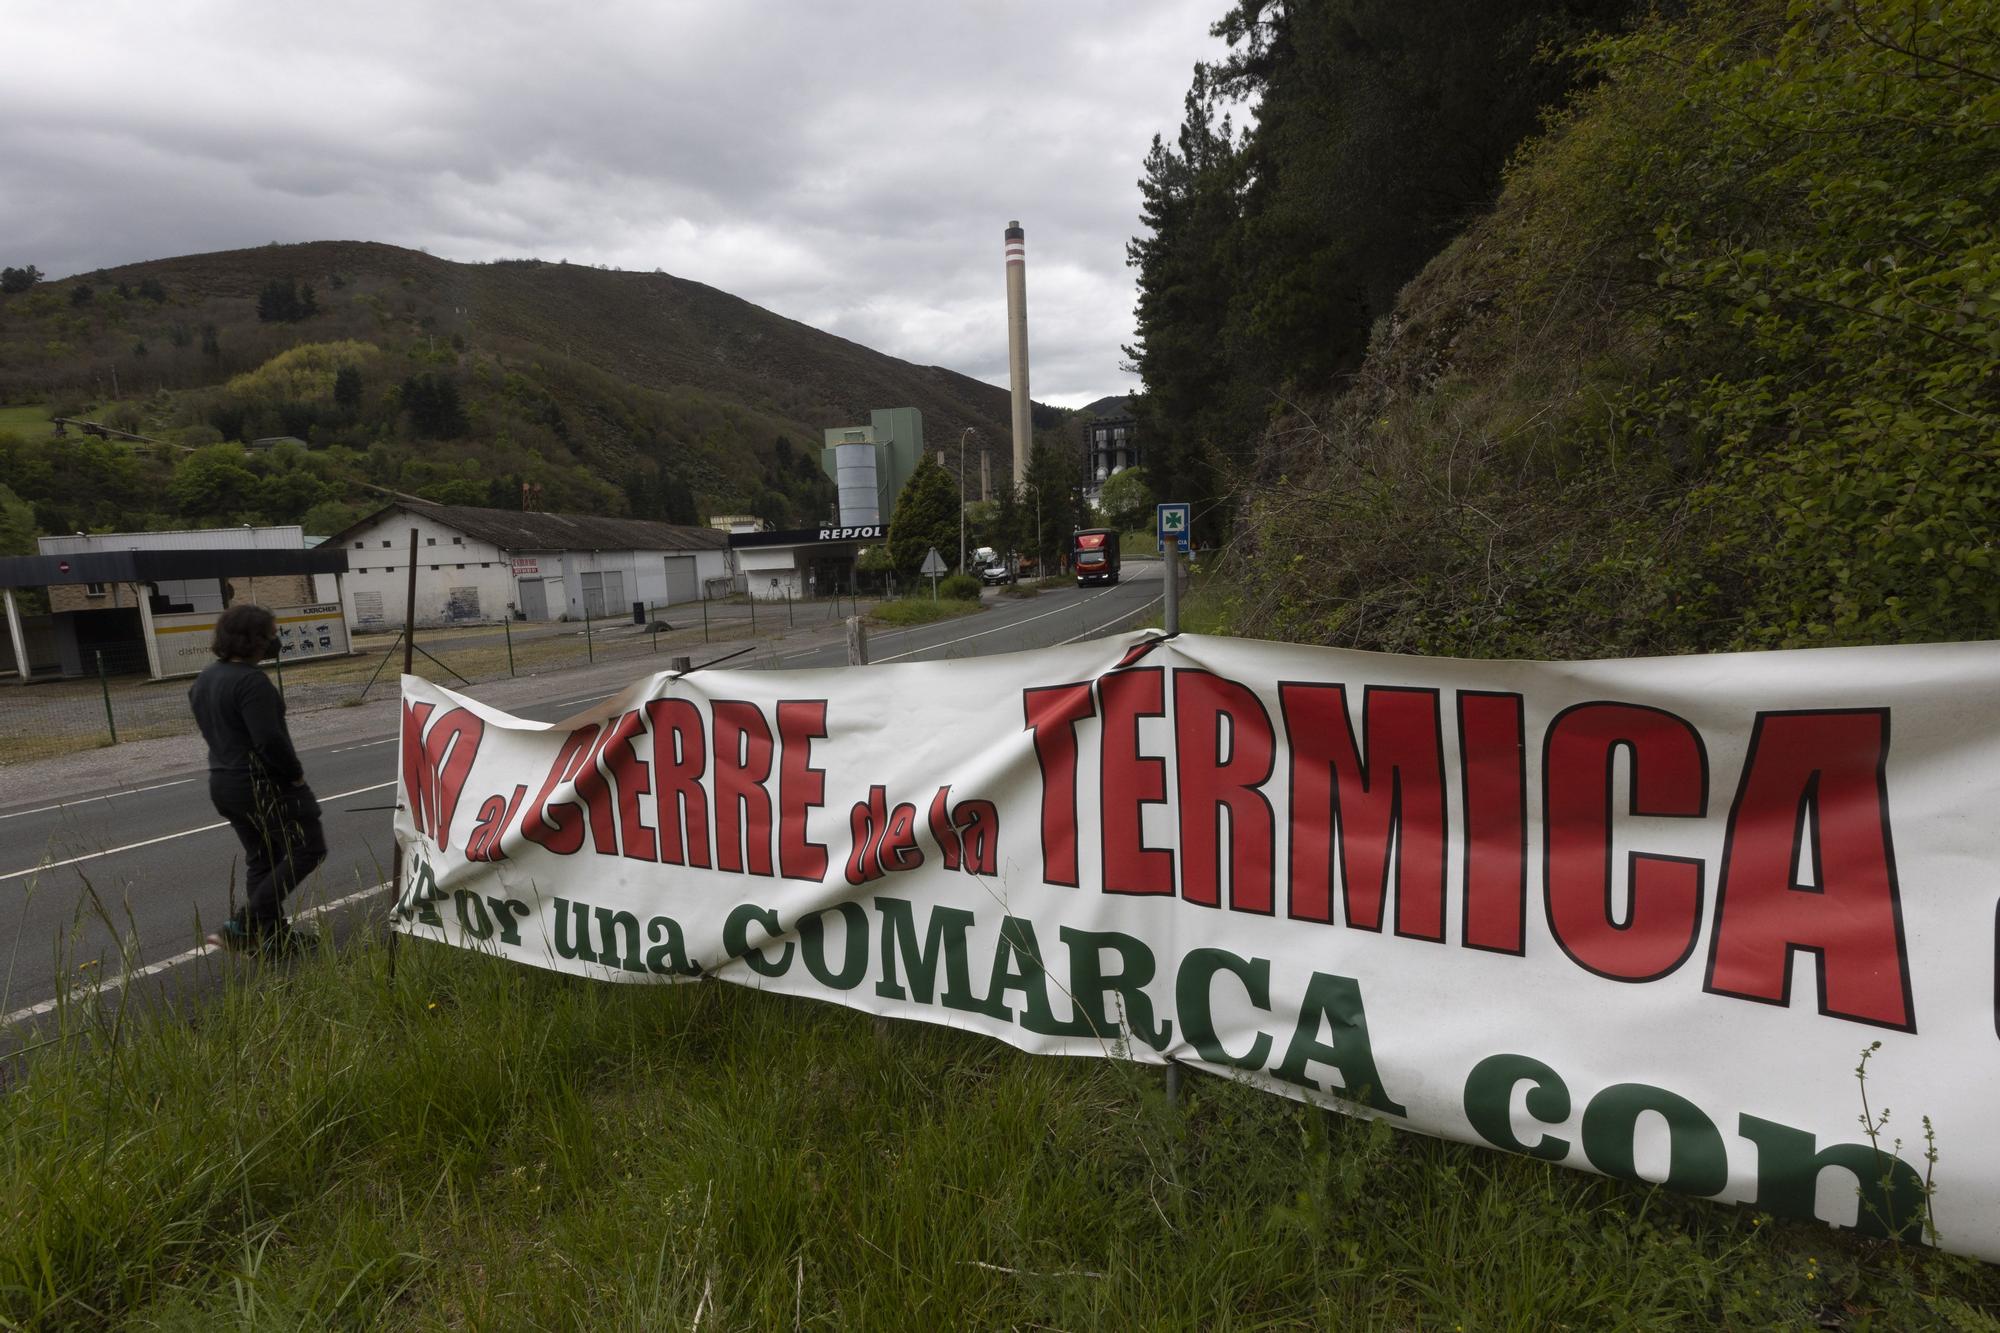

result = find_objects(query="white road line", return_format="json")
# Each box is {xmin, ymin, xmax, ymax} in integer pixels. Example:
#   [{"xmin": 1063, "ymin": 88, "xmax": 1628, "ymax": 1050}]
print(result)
[
  {"xmin": 0, "ymin": 780, "xmax": 396, "ymax": 884},
  {"xmin": 328, "ymin": 738, "xmax": 397, "ymax": 754},
  {"xmin": 1060, "ymin": 594, "xmax": 1164, "ymax": 645},
  {"xmin": 873, "ymin": 582, "xmax": 1140, "ymax": 664},
  {"xmin": 0, "ymin": 879, "xmax": 389, "ymax": 1028},
  {"xmin": 0, "ymin": 778, "xmax": 196, "ymax": 823},
  {"xmin": 547, "ymin": 690, "xmax": 619, "ymax": 709}
]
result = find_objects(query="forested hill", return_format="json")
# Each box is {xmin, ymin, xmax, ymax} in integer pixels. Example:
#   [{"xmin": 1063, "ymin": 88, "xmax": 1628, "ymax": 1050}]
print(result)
[
  {"xmin": 1132, "ymin": 0, "xmax": 1998, "ymax": 657},
  {"xmin": 0, "ymin": 240, "xmax": 1017, "ymax": 540}
]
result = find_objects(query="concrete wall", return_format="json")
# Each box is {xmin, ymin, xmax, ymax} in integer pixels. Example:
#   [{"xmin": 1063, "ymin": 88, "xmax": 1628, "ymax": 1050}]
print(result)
[
  {"xmin": 336, "ymin": 511, "xmax": 518, "ymax": 630},
  {"xmin": 336, "ymin": 509, "xmax": 733, "ymax": 629},
  {"xmin": 735, "ymin": 546, "xmax": 804, "ymax": 600}
]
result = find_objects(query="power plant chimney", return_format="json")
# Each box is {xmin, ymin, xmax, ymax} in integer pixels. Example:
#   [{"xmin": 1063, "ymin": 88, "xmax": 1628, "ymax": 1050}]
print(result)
[{"xmin": 1004, "ymin": 221, "xmax": 1030, "ymax": 488}]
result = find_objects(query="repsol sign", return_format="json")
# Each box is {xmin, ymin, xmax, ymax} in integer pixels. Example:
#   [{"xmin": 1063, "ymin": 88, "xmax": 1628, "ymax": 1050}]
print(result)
[{"xmin": 817, "ymin": 525, "xmax": 884, "ymax": 541}]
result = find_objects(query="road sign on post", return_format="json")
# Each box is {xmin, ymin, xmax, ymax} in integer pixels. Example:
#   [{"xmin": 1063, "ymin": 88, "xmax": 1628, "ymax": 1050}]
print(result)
[
  {"xmin": 1156, "ymin": 502, "xmax": 1190, "ymax": 554},
  {"xmin": 920, "ymin": 547, "xmax": 947, "ymax": 601}
]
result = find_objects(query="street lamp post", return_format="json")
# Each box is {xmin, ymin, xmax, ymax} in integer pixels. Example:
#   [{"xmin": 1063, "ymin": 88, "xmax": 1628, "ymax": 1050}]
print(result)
[{"xmin": 958, "ymin": 427, "xmax": 973, "ymax": 573}]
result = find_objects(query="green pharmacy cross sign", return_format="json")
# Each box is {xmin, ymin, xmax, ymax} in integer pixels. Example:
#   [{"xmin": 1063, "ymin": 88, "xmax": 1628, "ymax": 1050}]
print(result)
[{"xmin": 1156, "ymin": 502, "xmax": 1190, "ymax": 554}]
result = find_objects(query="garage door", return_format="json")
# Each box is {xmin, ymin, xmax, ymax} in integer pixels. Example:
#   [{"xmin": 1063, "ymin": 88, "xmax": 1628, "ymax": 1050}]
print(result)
[
  {"xmin": 579, "ymin": 570, "xmax": 626, "ymax": 620},
  {"xmin": 663, "ymin": 555, "xmax": 698, "ymax": 605}
]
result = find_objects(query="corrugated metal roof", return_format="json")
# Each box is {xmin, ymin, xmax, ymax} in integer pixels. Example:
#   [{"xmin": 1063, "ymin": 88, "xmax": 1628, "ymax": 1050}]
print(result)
[
  {"xmin": 37, "ymin": 525, "xmax": 306, "ymax": 555},
  {"xmin": 331, "ymin": 501, "xmax": 728, "ymax": 554}
]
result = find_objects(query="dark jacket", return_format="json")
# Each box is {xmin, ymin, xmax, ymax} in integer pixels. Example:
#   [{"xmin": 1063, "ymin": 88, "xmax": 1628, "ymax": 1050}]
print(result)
[{"xmin": 188, "ymin": 660, "xmax": 305, "ymax": 786}]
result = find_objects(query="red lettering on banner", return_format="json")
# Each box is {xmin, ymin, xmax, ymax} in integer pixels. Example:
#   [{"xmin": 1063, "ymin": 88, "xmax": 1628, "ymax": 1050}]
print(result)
[
  {"xmin": 954, "ymin": 799, "xmax": 999, "ymax": 875},
  {"xmin": 712, "ymin": 700, "xmax": 775, "ymax": 877},
  {"xmin": 1543, "ymin": 703, "xmax": 1708, "ymax": 982},
  {"xmin": 1174, "ymin": 669, "xmax": 1276, "ymax": 913},
  {"xmin": 571, "ymin": 716, "xmax": 625, "ymax": 857},
  {"xmin": 400, "ymin": 700, "xmax": 436, "ymax": 841},
  {"xmin": 846, "ymin": 786, "xmax": 889, "ymax": 885},
  {"xmin": 401, "ymin": 701, "xmax": 483, "ymax": 852},
  {"xmin": 521, "ymin": 725, "xmax": 599, "ymax": 856},
  {"xmin": 846, "ymin": 785, "xmax": 921, "ymax": 883},
  {"xmin": 465, "ymin": 784, "xmax": 527, "ymax": 862},
  {"xmin": 1101, "ymin": 667, "xmax": 1174, "ymax": 896},
  {"xmin": 776, "ymin": 701, "xmax": 830, "ymax": 881},
  {"xmin": 929, "ymin": 785, "xmax": 962, "ymax": 870},
  {"xmin": 646, "ymin": 698, "xmax": 711, "ymax": 869},
  {"xmin": 1281, "ymin": 684, "xmax": 1446, "ymax": 938},
  {"xmin": 1025, "ymin": 682, "xmax": 1095, "ymax": 887},
  {"xmin": 1705, "ymin": 710, "xmax": 1912, "ymax": 1032},
  {"xmin": 1459, "ymin": 691, "xmax": 1527, "ymax": 954},
  {"xmin": 601, "ymin": 710, "xmax": 657, "ymax": 863}
]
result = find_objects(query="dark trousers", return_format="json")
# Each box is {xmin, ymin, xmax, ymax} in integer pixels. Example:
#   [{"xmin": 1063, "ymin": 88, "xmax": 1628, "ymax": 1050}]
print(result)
[{"xmin": 211, "ymin": 775, "xmax": 328, "ymax": 928}]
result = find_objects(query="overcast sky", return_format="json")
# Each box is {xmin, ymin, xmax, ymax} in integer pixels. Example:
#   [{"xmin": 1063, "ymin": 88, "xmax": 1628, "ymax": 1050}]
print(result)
[{"xmin": 1, "ymin": 2, "xmax": 1231, "ymax": 407}]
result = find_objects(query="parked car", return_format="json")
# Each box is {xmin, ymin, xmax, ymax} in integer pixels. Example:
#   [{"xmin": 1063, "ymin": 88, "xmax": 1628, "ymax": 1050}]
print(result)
[{"xmin": 980, "ymin": 555, "xmax": 1016, "ymax": 586}]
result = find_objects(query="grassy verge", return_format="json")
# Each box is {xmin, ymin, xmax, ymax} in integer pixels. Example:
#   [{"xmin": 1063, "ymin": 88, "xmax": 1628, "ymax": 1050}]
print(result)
[
  {"xmin": 2, "ymin": 935, "xmax": 1994, "ymax": 1329},
  {"xmin": 868, "ymin": 596, "xmax": 981, "ymax": 628},
  {"xmin": 0, "ymin": 403, "xmax": 53, "ymax": 435}
]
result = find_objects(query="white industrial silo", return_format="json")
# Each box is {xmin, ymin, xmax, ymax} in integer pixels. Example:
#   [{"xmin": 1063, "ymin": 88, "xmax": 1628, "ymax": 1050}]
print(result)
[{"xmin": 834, "ymin": 443, "xmax": 880, "ymax": 527}]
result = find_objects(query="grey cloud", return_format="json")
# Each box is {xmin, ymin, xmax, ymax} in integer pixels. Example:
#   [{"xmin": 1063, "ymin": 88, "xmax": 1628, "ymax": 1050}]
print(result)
[{"xmin": 2, "ymin": 0, "xmax": 1226, "ymax": 405}]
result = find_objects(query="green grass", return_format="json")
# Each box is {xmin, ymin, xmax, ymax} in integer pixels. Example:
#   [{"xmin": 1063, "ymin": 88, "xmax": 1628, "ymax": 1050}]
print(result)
[
  {"xmin": 0, "ymin": 403, "xmax": 53, "ymax": 435},
  {"xmin": 3, "ymin": 934, "xmax": 1994, "ymax": 1329},
  {"xmin": 868, "ymin": 595, "xmax": 981, "ymax": 627}
]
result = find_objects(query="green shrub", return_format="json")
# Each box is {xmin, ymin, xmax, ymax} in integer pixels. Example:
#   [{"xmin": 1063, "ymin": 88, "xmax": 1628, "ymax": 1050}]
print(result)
[{"xmin": 938, "ymin": 571, "xmax": 981, "ymax": 601}]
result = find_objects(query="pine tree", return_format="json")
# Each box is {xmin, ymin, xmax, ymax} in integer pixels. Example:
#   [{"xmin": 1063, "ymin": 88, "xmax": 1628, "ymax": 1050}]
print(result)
[{"xmin": 887, "ymin": 454, "xmax": 960, "ymax": 575}]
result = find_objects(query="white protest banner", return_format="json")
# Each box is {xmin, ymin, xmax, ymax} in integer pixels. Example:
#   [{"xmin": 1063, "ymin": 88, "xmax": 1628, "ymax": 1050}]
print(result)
[{"xmin": 393, "ymin": 631, "xmax": 2000, "ymax": 1258}]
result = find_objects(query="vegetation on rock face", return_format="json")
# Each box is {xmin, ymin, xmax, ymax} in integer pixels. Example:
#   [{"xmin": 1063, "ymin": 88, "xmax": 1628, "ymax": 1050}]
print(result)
[
  {"xmin": 1126, "ymin": 0, "xmax": 1641, "ymax": 544},
  {"xmin": 1164, "ymin": 0, "xmax": 1999, "ymax": 657}
]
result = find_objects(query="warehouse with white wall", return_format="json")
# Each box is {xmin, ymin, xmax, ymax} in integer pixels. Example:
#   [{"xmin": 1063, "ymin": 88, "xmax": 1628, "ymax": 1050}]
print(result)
[{"xmin": 329, "ymin": 501, "xmax": 731, "ymax": 630}]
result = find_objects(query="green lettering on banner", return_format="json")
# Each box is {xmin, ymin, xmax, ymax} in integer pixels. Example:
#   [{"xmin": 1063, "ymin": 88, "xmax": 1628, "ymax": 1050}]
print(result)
[
  {"xmin": 407, "ymin": 860, "xmax": 443, "ymax": 927},
  {"xmin": 454, "ymin": 888, "xmax": 493, "ymax": 941},
  {"xmin": 1462, "ymin": 1054, "xmax": 1572, "ymax": 1161},
  {"xmin": 1272, "ymin": 971, "xmax": 1407, "ymax": 1115},
  {"xmin": 724, "ymin": 902, "xmax": 794, "ymax": 978},
  {"xmin": 1060, "ymin": 927, "xmax": 1172, "ymax": 1051},
  {"xmin": 553, "ymin": 897, "xmax": 595, "ymax": 962},
  {"xmin": 1738, "ymin": 1114, "xmax": 1926, "ymax": 1242},
  {"xmin": 645, "ymin": 917, "xmax": 700, "ymax": 976},
  {"xmin": 976, "ymin": 917, "xmax": 1094, "ymax": 1035},
  {"xmin": 1581, "ymin": 1083, "xmax": 1728, "ymax": 1196},
  {"xmin": 873, "ymin": 897, "xmax": 979, "ymax": 1007},
  {"xmin": 1175, "ymin": 948, "xmax": 1271, "ymax": 1069},
  {"xmin": 486, "ymin": 896, "xmax": 527, "ymax": 946},
  {"xmin": 801, "ymin": 903, "xmax": 869, "ymax": 990},
  {"xmin": 595, "ymin": 907, "xmax": 646, "ymax": 972}
]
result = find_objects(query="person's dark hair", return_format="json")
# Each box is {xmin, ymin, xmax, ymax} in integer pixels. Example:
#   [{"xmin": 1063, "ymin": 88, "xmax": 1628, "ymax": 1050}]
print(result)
[{"xmin": 212, "ymin": 604, "xmax": 278, "ymax": 661}]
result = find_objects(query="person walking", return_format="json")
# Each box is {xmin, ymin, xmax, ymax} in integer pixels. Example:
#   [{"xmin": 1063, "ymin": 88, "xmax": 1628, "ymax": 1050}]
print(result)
[{"xmin": 189, "ymin": 603, "xmax": 326, "ymax": 957}]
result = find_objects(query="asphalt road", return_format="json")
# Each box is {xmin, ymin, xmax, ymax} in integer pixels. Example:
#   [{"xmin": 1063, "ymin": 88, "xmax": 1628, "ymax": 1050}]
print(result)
[{"xmin": 0, "ymin": 562, "xmax": 1165, "ymax": 1035}]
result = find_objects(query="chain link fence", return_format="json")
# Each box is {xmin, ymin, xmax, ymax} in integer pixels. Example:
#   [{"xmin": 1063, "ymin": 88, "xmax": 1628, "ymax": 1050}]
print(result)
[{"xmin": 0, "ymin": 592, "xmax": 877, "ymax": 768}]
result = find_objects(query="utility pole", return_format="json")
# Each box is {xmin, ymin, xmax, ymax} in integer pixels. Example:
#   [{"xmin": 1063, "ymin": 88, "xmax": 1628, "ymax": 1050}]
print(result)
[{"xmin": 958, "ymin": 427, "xmax": 973, "ymax": 572}]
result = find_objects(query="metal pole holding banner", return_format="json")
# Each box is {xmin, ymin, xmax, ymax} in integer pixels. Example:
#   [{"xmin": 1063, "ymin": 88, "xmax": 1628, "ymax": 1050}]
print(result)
[
  {"xmin": 391, "ymin": 525, "xmax": 418, "ymax": 975},
  {"xmin": 504, "ymin": 616, "xmax": 515, "ymax": 677},
  {"xmin": 1161, "ymin": 516, "xmax": 1183, "ymax": 1107},
  {"xmin": 584, "ymin": 602, "xmax": 594, "ymax": 662},
  {"xmin": 96, "ymin": 651, "xmax": 117, "ymax": 745}
]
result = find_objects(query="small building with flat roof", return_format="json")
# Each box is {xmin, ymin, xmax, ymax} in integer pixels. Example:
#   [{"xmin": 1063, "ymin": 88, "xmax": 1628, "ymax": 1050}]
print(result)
[{"xmin": 0, "ymin": 527, "xmax": 351, "ymax": 681}]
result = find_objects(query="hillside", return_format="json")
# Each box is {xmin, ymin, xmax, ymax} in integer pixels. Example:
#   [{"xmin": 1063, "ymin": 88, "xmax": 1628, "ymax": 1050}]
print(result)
[
  {"xmin": 1168, "ymin": 0, "xmax": 1998, "ymax": 659},
  {"xmin": 0, "ymin": 241, "xmax": 1025, "ymax": 538}
]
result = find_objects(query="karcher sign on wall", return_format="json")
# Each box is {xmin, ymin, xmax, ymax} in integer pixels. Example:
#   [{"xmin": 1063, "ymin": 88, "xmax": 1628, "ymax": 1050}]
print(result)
[
  {"xmin": 393, "ymin": 631, "xmax": 2000, "ymax": 1260},
  {"xmin": 150, "ymin": 603, "xmax": 350, "ymax": 679}
]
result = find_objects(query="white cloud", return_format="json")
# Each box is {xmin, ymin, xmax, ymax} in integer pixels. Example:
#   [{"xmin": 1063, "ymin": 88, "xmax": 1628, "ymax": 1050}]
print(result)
[{"xmin": 0, "ymin": 0, "xmax": 1228, "ymax": 406}]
